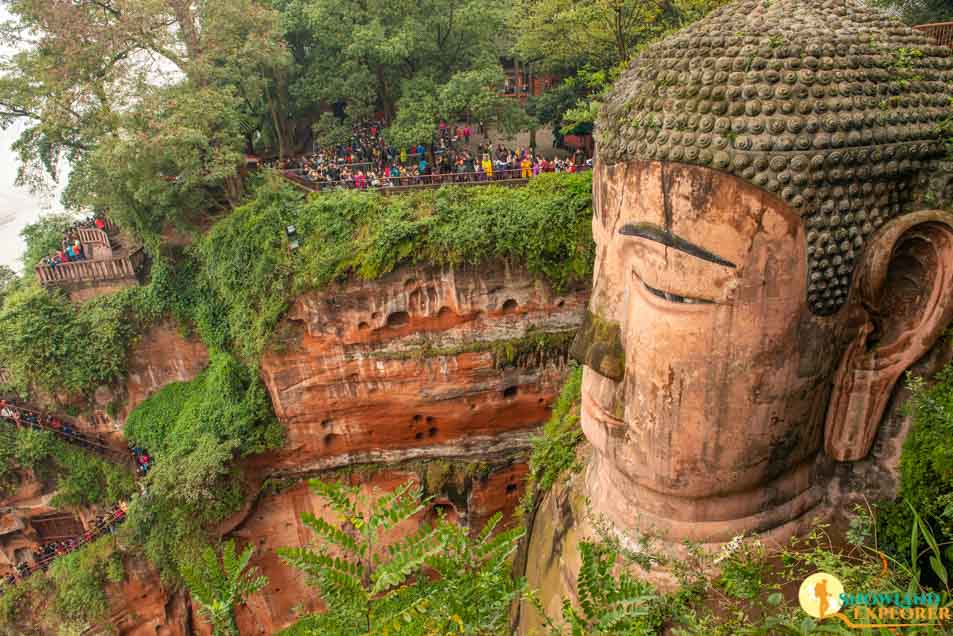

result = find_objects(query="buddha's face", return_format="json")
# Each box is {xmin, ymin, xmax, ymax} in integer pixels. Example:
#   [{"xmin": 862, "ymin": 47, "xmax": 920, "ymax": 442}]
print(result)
[{"xmin": 579, "ymin": 159, "xmax": 840, "ymax": 542}]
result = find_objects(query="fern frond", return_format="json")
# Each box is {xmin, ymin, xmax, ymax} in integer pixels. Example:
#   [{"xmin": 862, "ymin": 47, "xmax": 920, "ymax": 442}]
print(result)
[{"xmin": 300, "ymin": 512, "xmax": 364, "ymax": 557}]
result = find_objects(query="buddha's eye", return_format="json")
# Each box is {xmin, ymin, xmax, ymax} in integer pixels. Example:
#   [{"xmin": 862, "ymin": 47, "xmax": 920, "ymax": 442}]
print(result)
[{"xmin": 641, "ymin": 279, "xmax": 715, "ymax": 306}]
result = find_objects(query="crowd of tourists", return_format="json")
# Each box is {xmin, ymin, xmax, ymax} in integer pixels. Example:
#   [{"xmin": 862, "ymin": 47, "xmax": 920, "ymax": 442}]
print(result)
[
  {"xmin": 2, "ymin": 503, "xmax": 127, "ymax": 587},
  {"xmin": 0, "ymin": 399, "xmax": 107, "ymax": 452},
  {"xmin": 268, "ymin": 122, "xmax": 590, "ymax": 191},
  {"xmin": 131, "ymin": 446, "xmax": 152, "ymax": 476},
  {"xmin": 37, "ymin": 215, "xmax": 109, "ymax": 269}
]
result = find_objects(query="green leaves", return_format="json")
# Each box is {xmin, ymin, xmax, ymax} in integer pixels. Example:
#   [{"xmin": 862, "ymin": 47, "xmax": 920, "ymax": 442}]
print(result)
[
  {"xmin": 556, "ymin": 541, "xmax": 662, "ymax": 636},
  {"xmin": 280, "ymin": 477, "xmax": 525, "ymax": 636},
  {"xmin": 182, "ymin": 539, "xmax": 268, "ymax": 636},
  {"xmin": 193, "ymin": 172, "xmax": 594, "ymax": 361}
]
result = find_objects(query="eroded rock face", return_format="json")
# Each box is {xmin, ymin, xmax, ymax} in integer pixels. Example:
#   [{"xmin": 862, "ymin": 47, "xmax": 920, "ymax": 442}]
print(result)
[
  {"xmin": 103, "ymin": 556, "xmax": 198, "ymax": 636},
  {"xmin": 118, "ymin": 321, "xmax": 210, "ymax": 423},
  {"xmin": 230, "ymin": 461, "xmax": 529, "ymax": 634},
  {"xmin": 260, "ymin": 262, "xmax": 588, "ymax": 473}
]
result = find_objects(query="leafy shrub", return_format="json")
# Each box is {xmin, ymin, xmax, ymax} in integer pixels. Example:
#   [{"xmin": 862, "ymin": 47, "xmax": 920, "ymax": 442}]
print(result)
[
  {"xmin": 520, "ymin": 364, "xmax": 584, "ymax": 515},
  {"xmin": 877, "ymin": 366, "xmax": 953, "ymax": 577},
  {"xmin": 45, "ymin": 536, "xmax": 124, "ymax": 626},
  {"xmin": 278, "ymin": 478, "xmax": 525, "ymax": 636},
  {"xmin": 193, "ymin": 172, "xmax": 594, "ymax": 359},
  {"xmin": 122, "ymin": 350, "xmax": 282, "ymax": 581}
]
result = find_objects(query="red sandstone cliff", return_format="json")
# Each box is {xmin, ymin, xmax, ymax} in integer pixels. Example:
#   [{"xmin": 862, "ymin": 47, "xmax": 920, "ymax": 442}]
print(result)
[
  {"xmin": 0, "ymin": 262, "xmax": 588, "ymax": 635},
  {"xmin": 259, "ymin": 262, "xmax": 588, "ymax": 473}
]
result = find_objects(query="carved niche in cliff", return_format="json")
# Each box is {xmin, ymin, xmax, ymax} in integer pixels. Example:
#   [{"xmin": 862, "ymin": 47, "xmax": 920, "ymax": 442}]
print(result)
[{"xmin": 572, "ymin": 0, "xmax": 953, "ymax": 545}]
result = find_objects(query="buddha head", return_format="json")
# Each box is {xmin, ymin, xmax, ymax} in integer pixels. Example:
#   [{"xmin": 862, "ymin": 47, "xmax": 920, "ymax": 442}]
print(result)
[{"xmin": 572, "ymin": 0, "xmax": 953, "ymax": 544}]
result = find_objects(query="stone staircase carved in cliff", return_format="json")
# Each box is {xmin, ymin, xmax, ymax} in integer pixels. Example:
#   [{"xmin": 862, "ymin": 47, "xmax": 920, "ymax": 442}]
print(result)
[{"xmin": 0, "ymin": 401, "xmax": 130, "ymax": 464}]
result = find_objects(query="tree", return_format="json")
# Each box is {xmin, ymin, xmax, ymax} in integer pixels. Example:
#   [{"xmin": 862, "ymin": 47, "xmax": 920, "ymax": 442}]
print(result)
[
  {"xmin": 0, "ymin": 0, "xmax": 290, "ymax": 239},
  {"xmin": 181, "ymin": 539, "xmax": 268, "ymax": 636},
  {"xmin": 512, "ymin": 0, "xmax": 730, "ymax": 134},
  {"xmin": 286, "ymin": 0, "xmax": 525, "ymax": 146},
  {"xmin": 278, "ymin": 478, "xmax": 525, "ymax": 635},
  {"xmin": 18, "ymin": 213, "xmax": 77, "ymax": 270}
]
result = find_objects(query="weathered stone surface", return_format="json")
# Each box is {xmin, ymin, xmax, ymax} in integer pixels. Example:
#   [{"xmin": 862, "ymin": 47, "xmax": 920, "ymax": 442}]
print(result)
[
  {"xmin": 572, "ymin": 0, "xmax": 953, "ymax": 555},
  {"xmin": 102, "ymin": 556, "xmax": 198, "ymax": 636},
  {"xmin": 118, "ymin": 321, "xmax": 210, "ymax": 423},
  {"xmin": 260, "ymin": 262, "xmax": 588, "ymax": 473},
  {"xmin": 598, "ymin": 0, "xmax": 953, "ymax": 315}
]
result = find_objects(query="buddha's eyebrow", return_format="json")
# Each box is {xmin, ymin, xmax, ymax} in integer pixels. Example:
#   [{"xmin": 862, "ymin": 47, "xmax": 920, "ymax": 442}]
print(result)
[{"xmin": 619, "ymin": 223, "xmax": 736, "ymax": 268}]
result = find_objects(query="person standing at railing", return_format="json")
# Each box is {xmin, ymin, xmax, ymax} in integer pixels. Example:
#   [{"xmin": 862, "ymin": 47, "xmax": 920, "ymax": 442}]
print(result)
[
  {"xmin": 481, "ymin": 154, "xmax": 493, "ymax": 181},
  {"xmin": 521, "ymin": 155, "xmax": 533, "ymax": 179}
]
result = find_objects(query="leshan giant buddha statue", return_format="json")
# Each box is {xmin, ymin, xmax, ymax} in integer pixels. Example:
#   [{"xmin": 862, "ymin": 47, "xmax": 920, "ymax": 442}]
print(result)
[{"xmin": 571, "ymin": 0, "xmax": 953, "ymax": 546}]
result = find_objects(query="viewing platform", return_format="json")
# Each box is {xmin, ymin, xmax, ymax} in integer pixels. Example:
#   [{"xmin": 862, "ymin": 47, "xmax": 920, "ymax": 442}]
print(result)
[
  {"xmin": 35, "ymin": 248, "xmax": 145, "ymax": 287},
  {"xmin": 280, "ymin": 166, "xmax": 590, "ymax": 196},
  {"xmin": 34, "ymin": 220, "xmax": 146, "ymax": 301},
  {"xmin": 914, "ymin": 22, "xmax": 953, "ymax": 48}
]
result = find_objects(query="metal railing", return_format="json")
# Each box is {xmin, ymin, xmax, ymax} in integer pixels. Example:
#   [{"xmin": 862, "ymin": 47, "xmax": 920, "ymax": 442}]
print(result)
[
  {"xmin": 0, "ymin": 401, "xmax": 125, "ymax": 459},
  {"xmin": 914, "ymin": 21, "xmax": 953, "ymax": 48},
  {"xmin": 282, "ymin": 165, "xmax": 591, "ymax": 194},
  {"xmin": 35, "ymin": 247, "xmax": 144, "ymax": 287},
  {"xmin": 1, "ymin": 505, "xmax": 127, "ymax": 586}
]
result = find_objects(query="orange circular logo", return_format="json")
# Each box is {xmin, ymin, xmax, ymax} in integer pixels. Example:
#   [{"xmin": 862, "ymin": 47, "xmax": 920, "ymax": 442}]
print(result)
[{"xmin": 799, "ymin": 572, "xmax": 844, "ymax": 619}]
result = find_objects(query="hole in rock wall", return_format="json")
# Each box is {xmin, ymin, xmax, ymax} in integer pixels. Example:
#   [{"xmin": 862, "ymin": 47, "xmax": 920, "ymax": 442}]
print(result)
[
  {"xmin": 358, "ymin": 321, "xmax": 370, "ymax": 331},
  {"xmin": 321, "ymin": 419, "xmax": 332, "ymax": 429},
  {"xmin": 404, "ymin": 278, "xmax": 418, "ymax": 290},
  {"xmin": 386, "ymin": 311, "xmax": 410, "ymax": 328},
  {"xmin": 323, "ymin": 433, "xmax": 338, "ymax": 446},
  {"xmin": 428, "ymin": 427, "xmax": 438, "ymax": 437},
  {"xmin": 437, "ymin": 306, "xmax": 453, "ymax": 318},
  {"xmin": 557, "ymin": 300, "xmax": 566, "ymax": 308},
  {"xmin": 415, "ymin": 432, "xmax": 424, "ymax": 440},
  {"xmin": 426, "ymin": 415, "xmax": 435, "ymax": 424},
  {"xmin": 413, "ymin": 414, "xmax": 423, "ymax": 422},
  {"xmin": 502, "ymin": 299, "xmax": 519, "ymax": 313},
  {"xmin": 506, "ymin": 483, "xmax": 518, "ymax": 494},
  {"xmin": 503, "ymin": 386, "xmax": 518, "ymax": 399}
]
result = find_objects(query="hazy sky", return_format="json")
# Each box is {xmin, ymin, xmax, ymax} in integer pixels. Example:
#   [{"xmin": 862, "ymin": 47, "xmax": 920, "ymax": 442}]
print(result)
[
  {"xmin": 0, "ymin": 5, "xmax": 68, "ymax": 273},
  {"xmin": 0, "ymin": 123, "xmax": 67, "ymax": 272}
]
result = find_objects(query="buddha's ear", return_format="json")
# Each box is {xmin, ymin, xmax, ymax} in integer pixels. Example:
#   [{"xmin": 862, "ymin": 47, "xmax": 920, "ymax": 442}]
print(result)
[{"xmin": 825, "ymin": 211, "xmax": 953, "ymax": 462}]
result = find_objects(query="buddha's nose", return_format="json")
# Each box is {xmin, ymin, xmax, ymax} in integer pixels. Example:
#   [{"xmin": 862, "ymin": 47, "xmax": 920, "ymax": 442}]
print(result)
[{"xmin": 569, "ymin": 310, "xmax": 625, "ymax": 381}]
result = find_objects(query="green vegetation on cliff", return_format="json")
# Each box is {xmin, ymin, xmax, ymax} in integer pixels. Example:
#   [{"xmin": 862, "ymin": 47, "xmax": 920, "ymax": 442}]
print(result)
[
  {"xmin": 122, "ymin": 351, "xmax": 282, "ymax": 582},
  {"xmin": 0, "ymin": 535, "xmax": 124, "ymax": 634},
  {"xmin": 0, "ymin": 172, "xmax": 593, "ymax": 398},
  {"xmin": 193, "ymin": 171, "xmax": 594, "ymax": 360},
  {"xmin": 877, "ymin": 364, "xmax": 953, "ymax": 578},
  {"xmin": 0, "ymin": 428, "xmax": 136, "ymax": 508},
  {"xmin": 520, "ymin": 364, "xmax": 584, "ymax": 515}
]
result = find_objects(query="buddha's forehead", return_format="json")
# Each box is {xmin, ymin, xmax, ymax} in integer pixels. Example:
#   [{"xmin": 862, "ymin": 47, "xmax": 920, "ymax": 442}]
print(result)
[
  {"xmin": 595, "ymin": 0, "xmax": 953, "ymax": 315},
  {"xmin": 596, "ymin": 160, "xmax": 801, "ymax": 268}
]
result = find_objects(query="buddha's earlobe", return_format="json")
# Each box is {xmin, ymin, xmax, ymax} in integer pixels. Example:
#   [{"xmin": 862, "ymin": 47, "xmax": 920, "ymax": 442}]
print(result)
[{"xmin": 825, "ymin": 211, "xmax": 953, "ymax": 462}]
